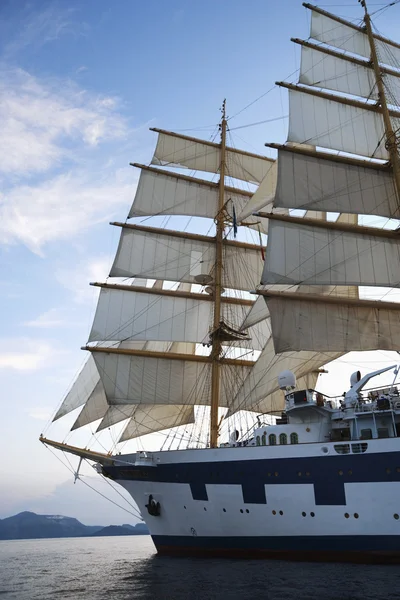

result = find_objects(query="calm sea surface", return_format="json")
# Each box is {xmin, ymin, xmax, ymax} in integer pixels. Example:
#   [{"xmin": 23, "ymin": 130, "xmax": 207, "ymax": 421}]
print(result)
[{"xmin": 1, "ymin": 536, "xmax": 400, "ymax": 600}]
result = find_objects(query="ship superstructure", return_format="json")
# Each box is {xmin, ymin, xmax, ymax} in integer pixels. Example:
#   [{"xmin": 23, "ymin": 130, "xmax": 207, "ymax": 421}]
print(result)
[{"xmin": 41, "ymin": 1, "xmax": 400, "ymax": 562}]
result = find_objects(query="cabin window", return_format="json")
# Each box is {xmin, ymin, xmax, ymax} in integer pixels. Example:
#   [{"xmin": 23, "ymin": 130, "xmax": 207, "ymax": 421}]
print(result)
[
  {"xmin": 331, "ymin": 428, "xmax": 351, "ymax": 442},
  {"xmin": 269, "ymin": 434, "xmax": 277, "ymax": 446},
  {"xmin": 290, "ymin": 432, "xmax": 299, "ymax": 444},
  {"xmin": 279, "ymin": 433, "xmax": 288, "ymax": 445},
  {"xmin": 261, "ymin": 432, "xmax": 267, "ymax": 446},
  {"xmin": 360, "ymin": 428, "xmax": 373, "ymax": 440},
  {"xmin": 378, "ymin": 428, "xmax": 390, "ymax": 439}
]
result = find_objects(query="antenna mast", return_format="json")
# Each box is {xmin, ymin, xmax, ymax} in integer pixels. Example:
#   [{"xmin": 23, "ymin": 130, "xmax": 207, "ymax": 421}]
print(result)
[
  {"xmin": 360, "ymin": 0, "xmax": 400, "ymax": 207},
  {"xmin": 209, "ymin": 100, "xmax": 227, "ymax": 448}
]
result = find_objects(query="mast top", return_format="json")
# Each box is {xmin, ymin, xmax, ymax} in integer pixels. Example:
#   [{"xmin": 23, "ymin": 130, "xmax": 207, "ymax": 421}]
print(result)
[
  {"xmin": 358, "ymin": 0, "xmax": 367, "ymax": 14},
  {"xmin": 220, "ymin": 98, "xmax": 227, "ymax": 121}
]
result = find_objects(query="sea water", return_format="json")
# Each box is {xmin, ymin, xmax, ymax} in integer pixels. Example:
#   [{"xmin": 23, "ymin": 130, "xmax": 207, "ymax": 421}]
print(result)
[{"xmin": 1, "ymin": 536, "xmax": 400, "ymax": 600}]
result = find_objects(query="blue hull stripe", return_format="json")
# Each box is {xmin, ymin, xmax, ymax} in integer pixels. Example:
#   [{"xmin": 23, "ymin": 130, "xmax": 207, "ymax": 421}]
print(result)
[{"xmin": 104, "ymin": 450, "xmax": 400, "ymax": 507}]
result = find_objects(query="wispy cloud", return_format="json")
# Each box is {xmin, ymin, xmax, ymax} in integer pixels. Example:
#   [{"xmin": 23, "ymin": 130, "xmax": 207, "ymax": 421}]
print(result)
[
  {"xmin": 24, "ymin": 308, "xmax": 69, "ymax": 329},
  {"xmin": 0, "ymin": 166, "xmax": 134, "ymax": 254},
  {"xmin": 0, "ymin": 68, "xmax": 127, "ymax": 177},
  {"xmin": 0, "ymin": 338, "xmax": 63, "ymax": 371},
  {"xmin": 3, "ymin": 4, "xmax": 87, "ymax": 61}
]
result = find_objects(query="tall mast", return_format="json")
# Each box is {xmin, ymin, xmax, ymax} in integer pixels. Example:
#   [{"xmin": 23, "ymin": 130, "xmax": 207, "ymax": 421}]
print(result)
[
  {"xmin": 210, "ymin": 100, "xmax": 227, "ymax": 448},
  {"xmin": 361, "ymin": 0, "xmax": 400, "ymax": 206}
]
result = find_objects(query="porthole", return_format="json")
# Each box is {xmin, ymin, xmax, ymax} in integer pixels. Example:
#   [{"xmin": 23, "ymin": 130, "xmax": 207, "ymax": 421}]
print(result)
[
  {"xmin": 394, "ymin": 514, "xmax": 399, "ymax": 520},
  {"xmin": 274, "ymin": 472, "xmax": 279, "ymax": 477},
  {"xmin": 246, "ymin": 509, "xmax": 249, "ymax": 514},
  {"xmin": 344, "ymin": 513, "xmax": 350, "ymax": 518},
  {"xmin": 302, "ymin": 512, "xmax": 306, "ymax": 517},
  {"xmin": 279, "ymin": 510, "xmax": 283, "ymax": 516},
  {"xmin": 306, "ymin": 472, "xmax": 310, "ymax": 477},
  {"xmin": 310, "ymin": 512, "xmax": 315, "ymax": 517},
  {"xmin": 298, "ymin": 471, "xmax": 302, "ymax": 477},
  {"xmin": 397, "ymin": 468, "xmax": 400, "ymax": 473},
  {"xmin": 240, "ymin": 509, "xmax": 243, "ymax": 513},
  {"xmin": 348, "ymin": 470, "xmax": 352, "ymax": 475},
  {"xmin": 223, "ymin": 508, "xmax": 226, "ymax": 513},
  {"xmin": 321, "ymin": 446, "xmax": 329, "ymax": 454},
  {"xmin": 386, "ymin": 468, "xmax": 391, "ymax": 474},
  {"xmin": 272, "ymin": 510, "xmax": 276, "ymax": 515},
  {"xmin": 267, "ymin": 472, "xmax": 271, "ymax": 477},
  {"xmin": 338, "ymin": 470, "xmax": 343, "ymax": 476},
  {"xmin": 354, "ymin": 513, "xmax": 359, "ymax": 519}
]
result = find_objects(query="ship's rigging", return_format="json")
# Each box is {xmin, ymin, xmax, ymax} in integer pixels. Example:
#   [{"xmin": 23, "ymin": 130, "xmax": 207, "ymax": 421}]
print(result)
[{"xmin": 42, "ymin": 0, "xmax": 400, "ymax": 459}]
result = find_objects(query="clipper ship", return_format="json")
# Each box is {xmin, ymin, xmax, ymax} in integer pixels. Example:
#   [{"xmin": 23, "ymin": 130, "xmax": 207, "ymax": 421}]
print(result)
[{"xmin": 41, "ymin": 0, "xmax": 400, "ymax": 562}]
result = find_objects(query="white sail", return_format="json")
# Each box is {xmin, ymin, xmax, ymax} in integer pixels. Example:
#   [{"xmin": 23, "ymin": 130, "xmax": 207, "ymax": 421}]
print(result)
[
  {"xmin": 262, "ymin": 217, "xmax": 400, "ymax": 287},
  {"xmin": 110, "ymin": 227, "xmax": 263, "ymax": 291},
  {"xmin": 310, "ymin": 10, "xmax": 370, "ymax": 58},
  {"xmin": 229, "ymin": 335, "xmax": 339, "ymax": 413},
  {"xmin": 71, "ymin": 380, "xmax": 108, "ymax": 430},
  {"xmin": 128, "ymin": 166, "xmax": 253, "ymax": 220},
  {"xmin": 119, "ymin": 405, "xmax": 195, "ymax": 442},
  {"xmin": 241, "ymin": 295, "xmax": 270, "ymax": 329},
  {"xmin": 288, "ymin": 89, "xmax": 393, "ymax": 160},
  {"xmin": 274, "ymin": 148, "xmax": 398, "ymax": 218},
  {"xmin": 300, "ymin": 46, "xmax": 378, "ymax": 100},
  {"xmin": 310, "ymin": 8, "xmax": 400, "ymax": 70},
  {"xmin": 151, "ymin": 129, "xmax": 273, "ymax": 184},
  {"xmin": 53, "ymin": 356, "xmax": 100, "ymax": 421},
  {"xmin": 89, "ymin": 287, "xmax": 213, "ymax": 344},
  {"xmin": 92, "ymin": 351, "xmax": 251, "ymax": 407},
  {"xmin": 266, "ymin": 294, "xmax": 400, "ymax": 353},
  {"xmin": 235, "ymin": 162, "xmax": 278, "ymax": 221}
]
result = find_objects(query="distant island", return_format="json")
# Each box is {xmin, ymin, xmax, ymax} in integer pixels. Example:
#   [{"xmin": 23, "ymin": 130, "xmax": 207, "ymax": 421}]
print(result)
[{"xmin": 0, "ymin": 512, "xmax": 149, "ymax": 541}]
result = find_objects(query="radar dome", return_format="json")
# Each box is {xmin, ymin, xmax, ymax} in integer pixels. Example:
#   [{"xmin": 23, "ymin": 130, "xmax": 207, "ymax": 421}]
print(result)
[
  {"xmin": 278, "ymin": 370, "xmax": 296, "ymax": 390},
  {"xmin": 350, "ymin": 371, "xmax": 361, "ymax": 387}
]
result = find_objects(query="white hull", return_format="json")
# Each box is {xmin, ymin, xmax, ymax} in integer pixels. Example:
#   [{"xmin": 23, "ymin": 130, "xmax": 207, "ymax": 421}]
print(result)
[{"xmin": 104, "ymin": 438, "xmax": 400, "ymax": 561}]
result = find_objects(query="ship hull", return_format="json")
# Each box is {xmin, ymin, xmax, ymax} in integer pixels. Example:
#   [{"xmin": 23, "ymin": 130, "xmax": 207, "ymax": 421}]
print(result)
[{"xmin": 104, "ymin": 438, "xmax": 400, "ymax": 563}]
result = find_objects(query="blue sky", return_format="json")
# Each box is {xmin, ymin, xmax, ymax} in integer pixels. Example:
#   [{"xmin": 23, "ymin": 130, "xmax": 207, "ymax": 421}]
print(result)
[{"xmin": 2, "ymin": 0, "xmax": 400, "ymax": 526}]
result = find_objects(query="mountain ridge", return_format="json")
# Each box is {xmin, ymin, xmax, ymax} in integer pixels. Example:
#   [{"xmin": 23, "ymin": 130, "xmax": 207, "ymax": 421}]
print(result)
[{"xmin": 0, "ymin": 511, "xmax": 149, "ymax": 540}]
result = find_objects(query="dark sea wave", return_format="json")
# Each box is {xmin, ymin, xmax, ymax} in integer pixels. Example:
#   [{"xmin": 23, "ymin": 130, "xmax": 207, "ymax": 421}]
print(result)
[{"xmin": 1, "ymin": 536, "xmax": 400, "ymax": 600}]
